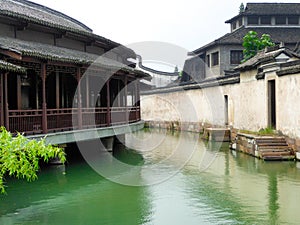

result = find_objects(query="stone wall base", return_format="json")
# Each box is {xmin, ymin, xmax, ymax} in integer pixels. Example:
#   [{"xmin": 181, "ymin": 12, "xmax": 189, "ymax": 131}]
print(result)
[{"xmin": 144, "ymin": 120, "xmax": 300, "ymax": 160}]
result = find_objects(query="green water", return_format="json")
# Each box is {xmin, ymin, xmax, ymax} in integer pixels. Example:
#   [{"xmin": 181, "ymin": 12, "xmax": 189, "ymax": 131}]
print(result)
[{"xmin": 1, "ymin": 129, "xmax": 300, "ymax": 225}]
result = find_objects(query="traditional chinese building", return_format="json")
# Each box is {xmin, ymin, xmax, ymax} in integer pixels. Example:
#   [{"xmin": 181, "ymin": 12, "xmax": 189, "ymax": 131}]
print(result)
[
  {"xmin": 0, "ymin": 0, "xmax": 149, "ymax": 144},
  {"xmin": 182, "ymin": 3, "xmax": 300, "ymax": 82}
]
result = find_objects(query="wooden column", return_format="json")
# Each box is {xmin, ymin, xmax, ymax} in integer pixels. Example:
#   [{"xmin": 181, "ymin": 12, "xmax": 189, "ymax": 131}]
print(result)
[
  {"xmin": 35, "ymin": 74, "xmax": 39, "ymax": 109},
  {"xmin": 135, "ymin": 80, "xmax": 139, "ymax": 121},
  {"xmin": 137, "ymin": 80, "xmax": 141, "ymax": 120},
  {"xmin": 77, "ymin": 68, "xmax": 82, "ymax": 129},
  {"xmin": 106, "ymin": 79, "xmax": 111, "ymax": 126},
  {"xmin": 4, "ymin": 72, "xmax": 9, "ymax": 130},
  {"xmin": 41, "ymin": 63, "xmax": 47, "ymax": 134},
  {"xmin": 55, "ymin": 71, "xmax": 60, "ymax": 109},
  {"xmin": 0, "ymin": 73, "xmax": 3, "ymax": 126},
  {"xmin": 124, "ymin": 75, "xmax": 128, "ymax": 123},
  {"xmin": 85, "ymin": 75, "xmax": 90, "ymax": 108},
  {"xmin": 17, "ymin": 74, "xmax": 21, "ymax": 110}
]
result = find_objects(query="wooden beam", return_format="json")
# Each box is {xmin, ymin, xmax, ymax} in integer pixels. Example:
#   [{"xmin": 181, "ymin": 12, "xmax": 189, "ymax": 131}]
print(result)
[{"xmin": 0, "ymin": 49, "xmax": 22, "ymax": 60}]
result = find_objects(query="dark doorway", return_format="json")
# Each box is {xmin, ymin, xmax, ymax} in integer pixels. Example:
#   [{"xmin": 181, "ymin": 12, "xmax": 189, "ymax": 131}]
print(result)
[
  {"xmin": 268, "ymin": 80, "xmax": 276, "ymax": 128},
  {"xmin": 224, "ymin": 95, "xmax": 229, "ymax": 126}
]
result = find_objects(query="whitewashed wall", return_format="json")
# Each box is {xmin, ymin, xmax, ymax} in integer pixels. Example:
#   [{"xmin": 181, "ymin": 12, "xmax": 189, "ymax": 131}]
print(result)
[{"xmin": 141, "ymin": 68, "xmax": 300, "ymax": 139}]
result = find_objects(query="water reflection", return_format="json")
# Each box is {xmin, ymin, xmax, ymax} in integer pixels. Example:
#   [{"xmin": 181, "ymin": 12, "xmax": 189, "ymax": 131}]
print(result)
[
  {"xmin": 1, "ymin": 130, "xmax": 300, "ymax": 225},
  {"xmin": 0, "ymin": 150, "xmax": 151, "ymax": 225}
]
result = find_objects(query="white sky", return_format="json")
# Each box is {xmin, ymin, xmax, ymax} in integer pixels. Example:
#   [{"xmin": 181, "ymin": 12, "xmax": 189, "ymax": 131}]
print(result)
[{"xmin": 30, "ymin": 0, "xmax": 300, "ymax": 70}]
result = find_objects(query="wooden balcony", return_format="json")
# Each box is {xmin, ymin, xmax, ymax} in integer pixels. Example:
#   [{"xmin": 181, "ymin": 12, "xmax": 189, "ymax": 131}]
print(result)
[{"xmin": 8, "ymin": 106, "xmax": 141, "ymax": 135}]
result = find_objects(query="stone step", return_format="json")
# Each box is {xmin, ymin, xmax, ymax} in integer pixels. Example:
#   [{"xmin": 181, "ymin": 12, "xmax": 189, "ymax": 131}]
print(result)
[
  {"xmin": 257, "ymin": 142, "xmax": 288, "ymax": 146},
  {"xmin": 262, "ymin": 155, "xmax": 294, "ymax": 161},
  {"xmin": 258, "ymin": 146, "xmax": 289, "ymax": 150},
  {"xmin": 259, "ymin": 148, "xmax": 290, "ymax": 153},
  {"xmin": 255, "ymin": 139, "xmax": 286, "ymax": 144},
  {"xmin": 260, "ymin": 152, "xmax": 292, "ymax": 158}
]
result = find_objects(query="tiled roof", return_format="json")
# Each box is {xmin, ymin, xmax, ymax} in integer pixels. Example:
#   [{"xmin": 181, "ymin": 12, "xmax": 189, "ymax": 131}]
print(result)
[
  {"xmin": 0, "ymin": 36, "xmax": 99, "ymax": 64},
  {"xmin": 0, "ymin": 0, "xmax": 92, "ymax": 33},
  {"xmin": 277, "ymin": 60, "xmax": 300, "ymax": 76},
  {"xmin": 0, "ymin": 59, "xmax": 26, "ymax": 73},
  {"xmin": 189, "ymin": 27, "xmax": 300, "ymax": 55},
  {"xmin": 236, "ymin": 46, "xmax": 300, "ymax": 70},
  {"xmin": 226, "ymin": 3, "xmax": 300, "ymax": 23},
  {"xmin": 0, "ymin": 36, "xmax": 150, "ymax": 78},
  {"xmin": 0, "ymin": 0, "xmax": 132, "ymax": 53}
]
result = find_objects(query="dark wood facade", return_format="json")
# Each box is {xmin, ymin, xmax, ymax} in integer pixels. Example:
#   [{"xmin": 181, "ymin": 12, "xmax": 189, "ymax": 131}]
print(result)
[{"xmin": 0, "ymin": 58, "xmax": 141, "ymax": 135}]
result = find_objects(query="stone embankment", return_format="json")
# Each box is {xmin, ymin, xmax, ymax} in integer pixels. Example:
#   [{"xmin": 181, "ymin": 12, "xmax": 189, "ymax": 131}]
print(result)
[{"xmin": 145, "ymin": 120, "xmax": 296, "ymax": 161}]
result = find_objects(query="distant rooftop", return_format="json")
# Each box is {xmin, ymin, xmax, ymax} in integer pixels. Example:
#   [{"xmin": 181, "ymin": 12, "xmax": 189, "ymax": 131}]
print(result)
[
  {"xmin": 236, "ymin": 45, "xmax": 300, "ymax": 71},
  {"xmin": 226, "ymin": 3, "xmax": 300, "ymax": 23},
  {"xmin": 189, "ymin": 27, "xmax": 300, "ymax": 55}
]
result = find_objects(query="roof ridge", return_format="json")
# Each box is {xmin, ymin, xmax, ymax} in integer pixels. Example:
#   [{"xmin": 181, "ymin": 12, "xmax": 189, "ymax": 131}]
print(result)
[{"xmin": 5, "ymin": 0, "xmax": 93, "ymax": 32}]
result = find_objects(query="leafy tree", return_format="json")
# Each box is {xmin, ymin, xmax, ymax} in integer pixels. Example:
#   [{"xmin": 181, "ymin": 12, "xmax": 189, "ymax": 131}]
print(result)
[
  {"xmin": 242, "ymin": 31, "xmax": 275, "ymax": 62},
  {"xmin": 179, "ymin": 71, "xmax": 183, "ymax": 77},
  {"xmin": 0, "ymin": 127, "xmax": 66, "ymax": 194}
]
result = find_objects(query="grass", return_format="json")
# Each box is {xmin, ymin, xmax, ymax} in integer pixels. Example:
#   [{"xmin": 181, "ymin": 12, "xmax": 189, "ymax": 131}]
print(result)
[{"xmin": 239, "ymin": 127, "xmax": 276, "ymax": 136}]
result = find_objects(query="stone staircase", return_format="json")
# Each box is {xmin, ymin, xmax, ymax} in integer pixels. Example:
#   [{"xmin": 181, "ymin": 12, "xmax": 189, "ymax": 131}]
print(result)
[
  {"xmin": 233, "ymin": 133, "xmax": 295, "ymax": 161},
  {"xmin": 255, "ymin": 137, "xmax": 294, "ymax": 160}
]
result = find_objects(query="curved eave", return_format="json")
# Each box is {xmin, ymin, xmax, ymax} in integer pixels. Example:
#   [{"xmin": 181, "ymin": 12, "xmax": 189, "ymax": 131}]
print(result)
[
  {"xmin": 0, "ymin": 11, "xmax": 120, "ymax": 51},
  {"xmin": 0, "ymin": 60, "xmax": 26, "ymax": 73}
]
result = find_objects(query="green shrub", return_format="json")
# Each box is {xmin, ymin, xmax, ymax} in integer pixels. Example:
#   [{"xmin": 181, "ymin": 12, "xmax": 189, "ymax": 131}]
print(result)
[{"xmin": 0, "ymin": 127, "xmax": 66, "ymax": 194}]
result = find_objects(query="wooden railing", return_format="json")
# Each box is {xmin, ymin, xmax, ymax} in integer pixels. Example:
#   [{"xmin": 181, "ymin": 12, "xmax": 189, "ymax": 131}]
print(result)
[
  {"xmin": 82, "ymin": 108, "xmax": 107, "ymax": 128},
  {"xmin": 8, "ymin": 106, "xmax": 140, "ymax": 135},
  {"xmin": 9, "ymin": 110, "xmax": 43, "ymax": 134},
  {"xmin": 47, "ymin": 108, "xmax": 78, "ymax": 132}
]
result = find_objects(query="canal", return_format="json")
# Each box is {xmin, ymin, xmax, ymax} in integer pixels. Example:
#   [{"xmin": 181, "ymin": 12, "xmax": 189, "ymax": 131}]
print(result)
[{"xmin": 1, "ymin": 129, "xmax": 300, "ymax": 225}]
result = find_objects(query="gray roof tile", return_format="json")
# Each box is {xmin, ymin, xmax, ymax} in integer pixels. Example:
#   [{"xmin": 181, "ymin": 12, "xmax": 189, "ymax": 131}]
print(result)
[
  {"xmin": 0, "ymin": 59, "xmax": 26, "ymax": 73},
  {"xmin": 226, "ymin": 3, "xmax": 300, "ymax": 23},
  {"xmin": 190, "ymin": 27, "xmax": 300, "ymax": 55},
  {"xmin": 0, "ymin": 0, "xmax": 92, "ymax": 33},
  {"xmin": 0, "ymin": 36, "xmax": 150, "ymax": 78},
  {"xmin": 236, "ymin": 46, "xmax": 300, "ymax": 70}
]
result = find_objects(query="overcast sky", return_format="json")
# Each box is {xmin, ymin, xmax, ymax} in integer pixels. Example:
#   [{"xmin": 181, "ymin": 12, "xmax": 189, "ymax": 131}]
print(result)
[{"xmin": 30, "ymin": 0, "xmax": 300, "ymax": 70}]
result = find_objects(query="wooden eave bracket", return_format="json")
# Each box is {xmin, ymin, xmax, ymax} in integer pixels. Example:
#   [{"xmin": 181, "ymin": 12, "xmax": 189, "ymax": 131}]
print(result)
[{"xmin": 0, "ymin": 49, "xmax": 22, "ymax": 60}]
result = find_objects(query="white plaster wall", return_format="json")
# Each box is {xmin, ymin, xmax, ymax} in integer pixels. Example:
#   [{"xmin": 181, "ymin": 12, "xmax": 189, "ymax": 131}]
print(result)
[
  {"xmin": 141, "ymin": 85, "xmax": 226, "ymax": 126},
  {"xmin": 142, "ymin": 80, "xmax": 267, "ymax": 130},
  {"xmin": 228, "ymin": 71, "xmax": 267, "ymax": 131},
  {"xmin": 277, "ymin": 73, "xmax": 300, "ymax": 138},
  {"xmin": 141, "ymin": 70, "xmax": 300, "ymax": 138}
]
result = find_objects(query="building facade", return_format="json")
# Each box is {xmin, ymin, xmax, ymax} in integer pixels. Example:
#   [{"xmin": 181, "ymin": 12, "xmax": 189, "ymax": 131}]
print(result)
[
  {"xmin": 0, "ymin": 0, "xmax": 148, "ymax": 140},
  {"xmin": 181, "ymin": 3, "xmax": 300, "ymax": 82},
  {"xmin": 141, "ymin": 45, "xmax": 300, "ymax": 151}
]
